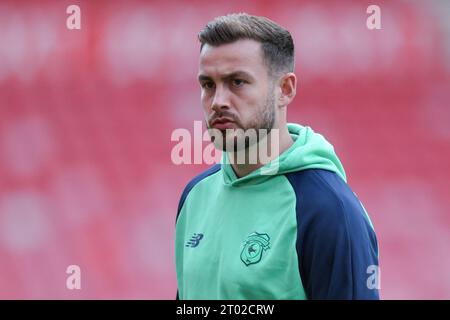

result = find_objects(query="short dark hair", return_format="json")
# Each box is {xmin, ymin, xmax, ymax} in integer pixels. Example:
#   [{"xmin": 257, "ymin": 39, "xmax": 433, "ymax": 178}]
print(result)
[{"xmin": 198, "ymin": 13, "xmax": 295, "ymax": 76}]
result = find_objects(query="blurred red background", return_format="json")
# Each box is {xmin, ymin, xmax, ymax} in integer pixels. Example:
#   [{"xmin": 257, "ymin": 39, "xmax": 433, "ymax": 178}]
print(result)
[{"xmin": 0, "ymin": 0, "xmax": 449, "ymax": 299}]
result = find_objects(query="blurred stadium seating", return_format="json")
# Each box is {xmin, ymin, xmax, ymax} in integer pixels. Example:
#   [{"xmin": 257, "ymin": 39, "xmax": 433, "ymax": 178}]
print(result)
[{"xmin": 0, "ymin": 0, "xmax": 449, "ymax": 299}]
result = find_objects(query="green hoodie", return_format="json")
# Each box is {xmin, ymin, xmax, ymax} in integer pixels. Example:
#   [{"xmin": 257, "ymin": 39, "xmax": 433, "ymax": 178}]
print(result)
[
  {"xmin": 175, "ymin": 123, "xmax": 379, "ymax": 300},
  {"xmin": 221, "ymin": 123, "xmax": 347, "ymax": 185}
]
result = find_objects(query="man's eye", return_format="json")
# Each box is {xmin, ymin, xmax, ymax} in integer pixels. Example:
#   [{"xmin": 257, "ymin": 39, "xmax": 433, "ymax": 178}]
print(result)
[
  {"xmin": 201, "ymin": 82, "xmax": 214, "ymax": 89},
  {"xmin": 232, "ymin": 79, "xmax": 245, "ymax": 87}
]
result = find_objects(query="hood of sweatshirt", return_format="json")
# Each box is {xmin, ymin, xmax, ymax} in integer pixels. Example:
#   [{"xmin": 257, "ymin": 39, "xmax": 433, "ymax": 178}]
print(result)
[{"xmin": 221, "ymin": 123, "xmax": 346, "ymax": 186}]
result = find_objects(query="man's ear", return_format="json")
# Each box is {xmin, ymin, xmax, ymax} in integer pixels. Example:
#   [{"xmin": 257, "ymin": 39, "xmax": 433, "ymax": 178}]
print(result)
[{"xmin": 278, "ymin": 73, "xmax": 297, "ymax": 107}]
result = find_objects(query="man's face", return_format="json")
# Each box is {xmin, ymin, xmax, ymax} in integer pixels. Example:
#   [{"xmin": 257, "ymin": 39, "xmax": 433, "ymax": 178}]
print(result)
[{"xmin": 198, "ymin": 39, "xmax": 276, "ymax": 151}]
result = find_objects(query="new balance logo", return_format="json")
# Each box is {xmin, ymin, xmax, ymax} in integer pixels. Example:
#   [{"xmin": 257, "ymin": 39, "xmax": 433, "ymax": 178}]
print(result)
[{"xmin": 186, "ymin": 233, "xmax": 204, "ymax": 248}]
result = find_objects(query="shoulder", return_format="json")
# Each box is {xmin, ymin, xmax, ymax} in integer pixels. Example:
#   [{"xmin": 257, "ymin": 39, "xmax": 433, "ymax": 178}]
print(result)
[
  {"xmin": 284, "ymin": 169, "xmax": 370, "ymax": 228},
  {"xmin": 176, "ymin": 164, "xmax": 221, "ymax": 219},
  {"xmin": 285, "ymin": 169, "xmax": 379, "ymax": 299}
]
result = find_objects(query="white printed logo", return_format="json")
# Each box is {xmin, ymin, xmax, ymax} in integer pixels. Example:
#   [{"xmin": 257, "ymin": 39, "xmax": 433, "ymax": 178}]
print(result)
[
  {"xmin": 171, "ymin": 121, "xmax": 280, "ymax": 175},
  {"xmin": 66, "ymin": 265, "xmax": 81, "ymax": 290},
  {"xmin": 366, "ymin": 5, "xmax": 381, "ymax": 30},
  {"xmin": 66, "ymin": 5, "xmax": 81, "ymax": 30},
  {"xmin": 366, "ymin": 264, "xmax": 381, "ymax": 290}
]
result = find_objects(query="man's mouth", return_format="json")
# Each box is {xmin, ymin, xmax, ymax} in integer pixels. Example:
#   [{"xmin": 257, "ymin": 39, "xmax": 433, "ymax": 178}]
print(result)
[{"xmin": 210, "ymin": 117, "xmax": 235, "ymax": 130}]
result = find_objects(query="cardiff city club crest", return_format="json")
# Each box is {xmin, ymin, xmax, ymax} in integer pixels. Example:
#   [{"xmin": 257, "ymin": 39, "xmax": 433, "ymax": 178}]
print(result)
[{"xmin": 240, "ymin": 232, "xmax": 270, "ymax": 266}]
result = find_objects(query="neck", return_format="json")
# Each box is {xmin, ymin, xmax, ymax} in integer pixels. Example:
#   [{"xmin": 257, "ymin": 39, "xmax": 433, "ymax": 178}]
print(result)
[{"xmin": 229, "ymin": 125, "xmax": 293, "ymax": 178}]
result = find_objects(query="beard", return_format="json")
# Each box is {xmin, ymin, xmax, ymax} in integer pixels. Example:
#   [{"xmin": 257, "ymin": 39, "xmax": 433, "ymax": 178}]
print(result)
[{"xmin": 207, "ymin": 91, "xmax": 276, "ymax": 152}]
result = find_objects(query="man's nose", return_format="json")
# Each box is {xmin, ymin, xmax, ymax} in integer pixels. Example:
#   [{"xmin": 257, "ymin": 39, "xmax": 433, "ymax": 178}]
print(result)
[{"xmin": 211, "ymin": 85, "xmax": 231, "ymax": 111}]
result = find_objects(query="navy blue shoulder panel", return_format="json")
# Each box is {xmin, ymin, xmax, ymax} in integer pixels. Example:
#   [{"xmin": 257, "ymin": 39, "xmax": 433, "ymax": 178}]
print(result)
[
  {"xmin": 285, "ymin": 169, "xmax": 379, "ymax": 300},
  {"xmin": 176, "ymin": 164, "xmax": 221, "ymax": 223}
]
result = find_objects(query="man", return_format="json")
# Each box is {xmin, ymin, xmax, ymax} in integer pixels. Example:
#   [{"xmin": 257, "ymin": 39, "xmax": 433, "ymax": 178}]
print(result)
[{"xmin": 175, "ymin": 13, "xmax": 379, "ymax": 300}]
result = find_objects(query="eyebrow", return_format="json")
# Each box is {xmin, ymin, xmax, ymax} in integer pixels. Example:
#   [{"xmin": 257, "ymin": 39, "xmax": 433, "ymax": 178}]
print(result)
[{"xmin": 198, "ymin": 71, "xmax": 255, "ymax": 83}]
